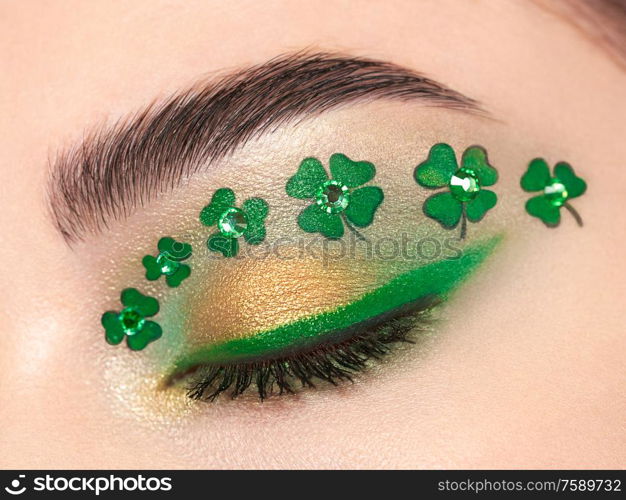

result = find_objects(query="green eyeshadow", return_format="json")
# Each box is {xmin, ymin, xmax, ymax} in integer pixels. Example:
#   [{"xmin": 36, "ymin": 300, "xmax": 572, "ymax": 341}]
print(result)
[{"xmin": 171, "ymin": 235, "xmax": 502, "ymax": 372}]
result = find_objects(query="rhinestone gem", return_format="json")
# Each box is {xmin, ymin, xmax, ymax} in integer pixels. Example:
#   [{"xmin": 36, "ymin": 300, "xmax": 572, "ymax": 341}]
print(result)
[
  {"xmin": 315, "ymin": 180, "xmax": 350, "ymax": 214},
  {"xmin": 449, "ymin": 168, "xmax": 481, "ymax": 202},
  {"xmin": 544, "ymin": 178, "xmax": 569, "ymax": 207},
  {"xmin": 119, "ymin": 307, "xmax": 145, "ymax": 336},
  {"xmin": 218, "ymin": 207, "xmax": 248, "ymax": 237}
]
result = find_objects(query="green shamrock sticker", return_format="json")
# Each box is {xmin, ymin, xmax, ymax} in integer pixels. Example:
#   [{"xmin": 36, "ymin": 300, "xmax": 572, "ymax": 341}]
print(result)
[
  {"xmin": 414, "ymin": 143, "xmax": 498, "ymax": 239},
  {"xmin": 199, "ymin": 188, "xmax": 269, "ymax": 258},
  {"xmin": 521, "ymin": 159, "xmax": 587, "ymax": 227},
  {"xmin": 142, "ymin": 237, "xmax": 192, "ymax": 287},
  {"xmin": 286, "ymin": 153, "xmax": 384, "ymax": 239},
  {"xmin": 101, "ymin": 288, "xmax": 162, "ymax": 351}
]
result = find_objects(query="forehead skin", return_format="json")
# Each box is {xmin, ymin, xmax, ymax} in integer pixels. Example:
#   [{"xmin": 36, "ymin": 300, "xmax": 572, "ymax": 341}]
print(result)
[{"xmin": 0, "ymin": 0, "xmax": 624, "ymax": 468}]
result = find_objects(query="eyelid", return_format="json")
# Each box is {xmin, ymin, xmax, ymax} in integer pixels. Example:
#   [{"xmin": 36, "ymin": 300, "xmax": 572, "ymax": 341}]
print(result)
[
  {"xmin": 48, "ymin": 52, "xmax": 482, "ymax": 245},
  {"xmin": 167, "ymin": 236, "xmax": 500, "ymax": 379}
]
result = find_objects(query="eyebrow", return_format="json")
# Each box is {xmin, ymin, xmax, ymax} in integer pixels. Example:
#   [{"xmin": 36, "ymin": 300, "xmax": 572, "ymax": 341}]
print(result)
[{"xmin": 47, "ymin": 52, "xmax": 484, "ymax": 244}]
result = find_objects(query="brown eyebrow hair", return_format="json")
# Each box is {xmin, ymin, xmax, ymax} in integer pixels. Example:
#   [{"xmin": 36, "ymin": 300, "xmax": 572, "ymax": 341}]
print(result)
[{"xmin": 47, "ymin": 52, "xmax": 482, "ymax": 244}]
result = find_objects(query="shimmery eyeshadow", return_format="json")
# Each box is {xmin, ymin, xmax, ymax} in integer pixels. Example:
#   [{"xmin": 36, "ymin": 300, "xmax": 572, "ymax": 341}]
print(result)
[
  {"xmin": 415, "ymin": 143, "xmax": 498, "ymax": 239},
  {"xmin": 170, "ymin": 235, "xmax": 501, "ymax": 372},
  {"xmin": 142, "ymin": 237, "xmax": 193, "ymax": 288},
  {"xmin": 199, "ymin": 188, "xmax": 269, "ymax": 258},
  {"xmin": 520, "ymin": 158, "xmax": 587, "ymax": 227}
]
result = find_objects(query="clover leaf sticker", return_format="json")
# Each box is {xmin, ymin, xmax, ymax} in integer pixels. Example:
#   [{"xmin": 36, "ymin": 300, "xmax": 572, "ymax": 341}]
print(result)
[
  {"xmin": 199, "ymin": 188, "xmax": 268, "ymax": 258},
  {"xmin": 414, "ymin": 143, "xmax": 498, "ymax": 239},
  {"xmin": 101, "ymin": 288, "xmax": 162, "ymax": 351},
  {"xmin": 142, "ymin": 237, "xmax": 192, "ymax": 287},
  {"xmin": 521, "ymin": 159, "xmax": 587, "ymax": 227},
  {"xmin": 286, "ymin": 153, "xmax": 384, "ymax": 239}
]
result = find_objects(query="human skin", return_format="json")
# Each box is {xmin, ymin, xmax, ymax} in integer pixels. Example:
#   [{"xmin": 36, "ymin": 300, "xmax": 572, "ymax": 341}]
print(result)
[{"xmin": 0, "ymin": 0, "xmax": 624, "ymax": 468}]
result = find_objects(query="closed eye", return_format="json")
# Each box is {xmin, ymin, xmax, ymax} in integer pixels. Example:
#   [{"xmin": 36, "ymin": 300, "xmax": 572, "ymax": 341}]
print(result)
[{"xmin": 165, "ymin": 237, "xmax": 499, "ymax": 401}]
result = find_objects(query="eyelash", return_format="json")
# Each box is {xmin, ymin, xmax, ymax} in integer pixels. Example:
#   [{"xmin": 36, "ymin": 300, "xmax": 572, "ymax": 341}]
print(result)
[{"xmin": 183, "ymin": 302, "xmax": 436, "ymax": 402}]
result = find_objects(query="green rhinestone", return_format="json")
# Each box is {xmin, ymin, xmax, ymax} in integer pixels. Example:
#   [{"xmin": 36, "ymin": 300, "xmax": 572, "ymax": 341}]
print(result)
[
  {"xmin": 156, "ymin": 253, "xmax": 180, "ymax": 275},
  {"xmin": 316, "ymin": 180, "xmax": 350, "ymax": 214},
  {"xmin": 449, "ymin": 168, "xmax": 481, "ymax": 202},
  {"xmin": 544, "ymin": 178, "xmax": 569, "ymax": 207},
  {"xmin": 218, "ymin": 207, "xmax": 248, "ymax": 237},
  {"xmin": 119, "ymin": 307, "xmax": 145, "ymax": 336}
]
